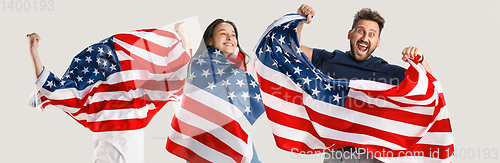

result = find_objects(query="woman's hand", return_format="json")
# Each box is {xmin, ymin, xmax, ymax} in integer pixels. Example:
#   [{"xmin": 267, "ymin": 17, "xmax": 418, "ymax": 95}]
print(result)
[{"xmin": 174, "ymin": 22, "xmax": 191, "ymax": 56}]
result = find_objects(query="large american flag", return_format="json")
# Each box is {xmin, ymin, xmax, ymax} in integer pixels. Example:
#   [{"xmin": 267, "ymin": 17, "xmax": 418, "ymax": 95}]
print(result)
[
  {"xmin": 166, "ymin": 48, "xmax": 265, "ymax": 163},
  {"xmin": 254, "ymin": 14, "xmax": 454, "ymax": 162},
  {"xmin": 30, "ymin": 28, "xmax": 190, "ymax": 132}
]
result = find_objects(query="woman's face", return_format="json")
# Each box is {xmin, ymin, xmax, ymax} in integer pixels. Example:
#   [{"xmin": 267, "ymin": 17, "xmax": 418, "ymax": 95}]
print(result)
[{"xmin": 208, "ymin": 23, "xmax": 237, "ymax": 55}]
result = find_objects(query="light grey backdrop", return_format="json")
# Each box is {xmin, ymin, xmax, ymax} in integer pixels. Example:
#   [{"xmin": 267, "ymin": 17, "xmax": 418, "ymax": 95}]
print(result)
[{"xmin": 2, "ymin": 0, "xmax": 499, "ymax": 162}]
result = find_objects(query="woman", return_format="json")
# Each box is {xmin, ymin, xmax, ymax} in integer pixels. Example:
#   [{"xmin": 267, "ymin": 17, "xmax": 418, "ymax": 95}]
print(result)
[
  {"xmin": 195, "ymin": 18, "xmax": 248, "ymax": 70},
  {"xmin": 166, "ymin": 19, "xmax": 263, "ymax": 163}
]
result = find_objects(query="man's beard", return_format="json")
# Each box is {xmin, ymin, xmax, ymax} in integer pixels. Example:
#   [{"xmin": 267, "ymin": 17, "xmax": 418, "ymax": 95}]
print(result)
[{"xmin": 349, "ymin": 40, "xmax": 376, "ymax": 62}]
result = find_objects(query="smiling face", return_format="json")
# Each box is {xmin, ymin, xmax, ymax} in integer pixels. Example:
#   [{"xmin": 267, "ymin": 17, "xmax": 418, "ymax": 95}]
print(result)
[
  {"xmin": 208, "ymin": 23, "xmax": 237, "ymax": 55},
  {"xmin": 348, "ymin": 19, "xmax": 381, "ymax": 61}
]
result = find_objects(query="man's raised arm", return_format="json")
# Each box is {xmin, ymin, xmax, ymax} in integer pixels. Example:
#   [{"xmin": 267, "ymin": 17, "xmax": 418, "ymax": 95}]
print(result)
[{"xmin": 296, "ymin": 4, "xmax": 315, "ymax": 61}]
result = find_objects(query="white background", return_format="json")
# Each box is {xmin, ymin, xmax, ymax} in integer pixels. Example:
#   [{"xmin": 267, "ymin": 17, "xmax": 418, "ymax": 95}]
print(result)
[{"xmin": 2, "ymin": 0, "xmax": 499, "ymax": 162}]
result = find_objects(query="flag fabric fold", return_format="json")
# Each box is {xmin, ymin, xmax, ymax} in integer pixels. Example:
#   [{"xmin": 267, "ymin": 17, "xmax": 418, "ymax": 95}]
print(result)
[
  {"xmin": 166, "ymin": 48, "xmax": 265, "ymax": 163},
  {"xmin": 29, "ymin": 28, "xmax": 190, "ymax": 132},
  {"xmin": 254, "ymin": 14, "xmax": 454, "ymax": 162}
]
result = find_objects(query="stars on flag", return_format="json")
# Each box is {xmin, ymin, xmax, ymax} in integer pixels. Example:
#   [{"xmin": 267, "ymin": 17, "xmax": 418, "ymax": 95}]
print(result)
[
  {"xmin": 256, "ymin": 18, "xmax": 350, "ymax": 106},
  {"xmin": 275, "ymin": 46, "xmax": 282, "ymax": 53},
  {"xmin": 82, "ymin": 67, "xmax": 89, "ymax": 74},
  {"xmin": 76, "ymin": 76, "xmax": 83, "ymax": 82},
  {"xmin": 278, "ymin": 35, "xmax": 286, "ymax": 45},
  {"xmin": 187, "ymin": 48, "xmax": 265, "ymax": 125},
  {"xmin": 202, "ymin": 69, "xmax": 211, "ymax": 78},
  {"xmin": 222, "ymin": 79, "xmax": 231, "ymax": 87},
  {"xmin": 301, "ymin": 76, "xmax": 311, "ymax": 85},
  {"xmin": 254, "ymin": 93, "xmax": 262, "ymax": 102},
  {"xmin": 324, "ymin": 83, "xmax": 333, "ymax": 91},
  {"xmin": 316, "ymin": 74, "xmax": 322, "ymax": 81},
  {"xmin": 236, "ymin": 79, "xmax": 245, "ymax": 87},
  {"xmin": 188, "ymin": 72, "xmax": 196, "ymax": 81},
  {"xmin": 244, "ymin": 106, "xmax": 251, "ymax": 115},
  {"xmin": 271, "ymin": 60, "xmax": 278, "ymax": 67},
  {"xmin": 87, "ymin": 46, "xmax": 93, "ymax": 53},
  {"xmin": 227, "ymin": 91, "xmax": 236, "ymax": 100},
  {"xmin": 107, "ymin": 50, "xmax": 113, "ymax": 57},
  {"xmin": 44, "ymin": 41, "xmax": 120, "ymax": 91},
  {"xmin": 96, "ymin": 58, "xmax": 102, "ymax": 65},
  {"xmin": 98, "ymin": 47, "xmax": 104, "ymax": 54},
  {"xmin": 85, "ymin": 56, "xmax": 92, "ymax": 63},
  {"xmin": 93, "ymin": 68, "xmax": 100, "ymax": 76},
  {"xmin": 46, "ymin": 80, "xmax": 54, "ymax": 88},
  {"xmin": 212, "ymin": 60, "xmax": 221, "ymax": 64},
  {"xmin": 110, "ymin": 64, "xmax": 117, "ymax": 71},
  {"xmin": 241, "ymin": 91, "xmax": 249, "ymax": 100},
  {"xmin": 207, "ymin": 82, "xmax": 217, "ymax": 90},
  {"xmin": 196, "ymin": 59, "xmax": 206, "ymax": 66},
  {"xmin": 332, "ymin": 93, "xmax": 342, "ymax": 103},
  {"xmin": 294, "ymin": 66, "xmax": 302, "ymax": 75},
  {"xmin": 283, "ymin": 23, "xmax": 290, "ymax": 29},
  {"xmin": 231, "ymin": 68, "xmax": 240, "ymax": 75},
  {"xmin": 216, "ymin": 68, "xmax": 226, "ymax": 76},
  {"xmin": 266, "ymin": 45, "xmax": 272, "ymax": 53},
  {"xmin": 250, "ymin": 80, "xmax": 258, "ymax": 88},
  {"xmin": 311, "ymin": 88, "xmax": 320, "ymax": 96},
  {"xmin": 214, "ymin": 49, "xmax": 223, "ymax": 57}
]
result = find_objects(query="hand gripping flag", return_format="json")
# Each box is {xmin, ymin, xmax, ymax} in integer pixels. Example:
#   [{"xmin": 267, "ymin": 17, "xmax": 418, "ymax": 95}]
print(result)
[
  {"xmin": 29, "ymin": 28, "xmax": 191, "ymax": 162},
  {"xmin": 166, "ymin": 48, "xmax": 265, "ymax": 163},
  {"xmin": 254, "ymin": 14, "xmax": 454, "ymax": 162}
]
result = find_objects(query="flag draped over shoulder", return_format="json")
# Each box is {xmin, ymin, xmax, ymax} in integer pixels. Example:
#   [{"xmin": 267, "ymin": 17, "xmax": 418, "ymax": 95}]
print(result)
[
  {"xmin": 166, "ymin": 48, "xmax": 265, "ymax": 163},
  {"xmin": 254, "ymin": 14, "xmax": 454, "ymax": 162},
  {"xmin": 30, "ymin": 28, "xmax": 190, "ymax": 132}
]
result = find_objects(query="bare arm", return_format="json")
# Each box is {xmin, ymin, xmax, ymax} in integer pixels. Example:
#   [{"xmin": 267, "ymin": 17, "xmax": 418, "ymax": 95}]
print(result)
[
  {"xmin": 402, "ymin": 46, "xmax": 432, "ymax": 74},
  {"xmin": 296, "ymin": 4, "xmax": 315, "ymax": 61},
  {"xmin": 174, "ymin": 22, "xmax": 191, "ymax": 56},
  {"xmin": 27, "ymin": 33, "xmax": 44, "ymax": 78}
]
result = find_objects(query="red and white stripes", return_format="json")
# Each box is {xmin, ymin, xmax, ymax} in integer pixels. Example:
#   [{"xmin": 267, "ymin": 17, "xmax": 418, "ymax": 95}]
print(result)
[{"xmin": 255, "ymin": 56, "xmax": 453, "ymax": 162}]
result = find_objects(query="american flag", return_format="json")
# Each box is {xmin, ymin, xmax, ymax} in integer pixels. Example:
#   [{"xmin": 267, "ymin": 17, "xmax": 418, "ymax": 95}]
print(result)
[
  {"xmin": 254, "ymin": 14, "xmax": 454, "ymax": 162},
  {"xmin": 166, "ymin": 48, "xmax": 265, "ymax": 163},
  {"xmin": 30, "ymin": 28, "xmax": 190, "ymax": 132}
]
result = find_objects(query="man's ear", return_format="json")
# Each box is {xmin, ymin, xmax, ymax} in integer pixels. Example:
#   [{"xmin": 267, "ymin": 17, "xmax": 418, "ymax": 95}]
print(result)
[
  {"xmin": 347, "ymin": 30, "xmax": 352, "ymax": 39},
  {"xmin": 376, "ymin": 37, "xmax": 381, "ymax": 47}
]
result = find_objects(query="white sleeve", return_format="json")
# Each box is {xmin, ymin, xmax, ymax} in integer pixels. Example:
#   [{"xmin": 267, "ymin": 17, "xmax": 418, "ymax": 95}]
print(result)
[{"xmin": 28, "ymin": 67, "xmax": 50, "ymax": 111}]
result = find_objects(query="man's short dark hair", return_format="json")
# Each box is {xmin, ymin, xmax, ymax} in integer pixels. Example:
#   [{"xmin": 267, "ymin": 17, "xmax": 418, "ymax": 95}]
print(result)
[{"xmin": 351, "ymin": 8, "xmax": 385, "ymax": 36}]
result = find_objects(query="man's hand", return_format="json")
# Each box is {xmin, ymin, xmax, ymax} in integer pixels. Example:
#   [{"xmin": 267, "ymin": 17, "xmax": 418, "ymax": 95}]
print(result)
[
  {"xmin": 27, "ymin": 33, "xmax": 41, "ymax": 52},
  {"xmin": 401, "ymin": 46, "xmax": 423, "ymax": 62},
  {"xmin": 402, "ymin": 46, "xmax": 432, "ymax": 74},
  {"xmin": 26, "ymin": 32, "xmax": 44, "ymax": 78},
  {"xmin": 296, "ymin": 4, "xmax": 315, "ymax": 61},
  {"xmin": 297, "ymin": 4, "xmax": 315, "ymax": 24}
]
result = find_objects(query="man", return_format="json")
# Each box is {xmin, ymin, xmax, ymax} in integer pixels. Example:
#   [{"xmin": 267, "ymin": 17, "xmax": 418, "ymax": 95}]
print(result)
[
  {"xmin": 295, "ymin": 4, "xmax": 433, "ymax": 163},
  {"xmin": 26, "ymin": 22, "xmax": 191, "ymax": 163}
]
